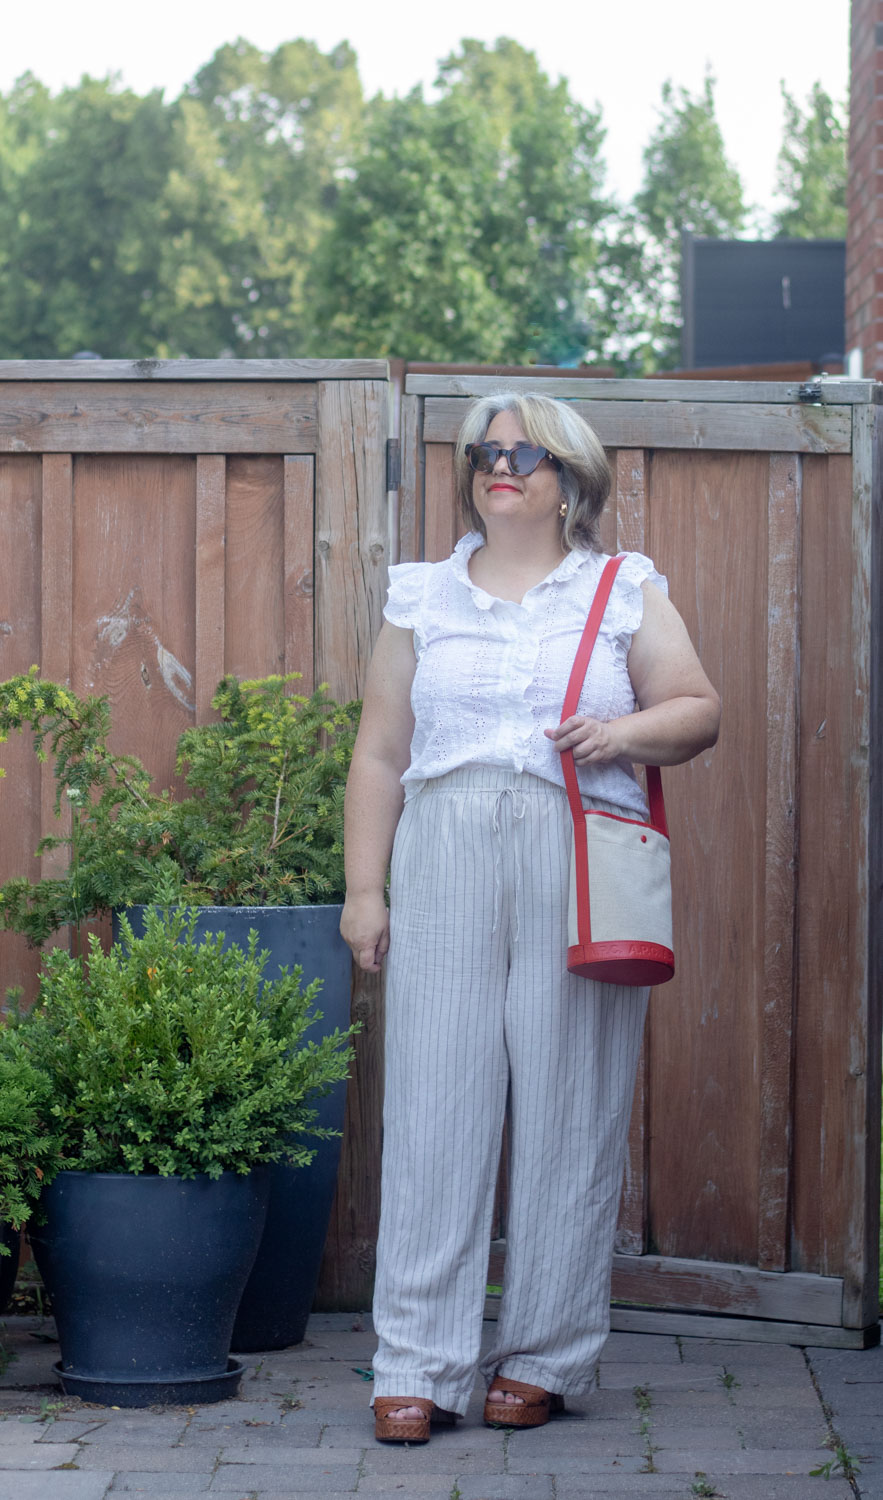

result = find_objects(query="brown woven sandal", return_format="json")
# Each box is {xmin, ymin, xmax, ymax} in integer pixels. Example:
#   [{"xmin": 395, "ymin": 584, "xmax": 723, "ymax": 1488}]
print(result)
[
  {"xmin": 373, "ymin": 1397, "xmax": 458, "ymax": 1444},
  {"xmin": 483, "ymin": 1376, "xmax": 566, "ymax": 1428}
]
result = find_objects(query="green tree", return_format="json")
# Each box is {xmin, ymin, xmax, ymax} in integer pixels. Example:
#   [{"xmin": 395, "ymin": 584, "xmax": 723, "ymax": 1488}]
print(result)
[
  {"xmin": 0, "ymin": 76, "xmax": 173, "ymax": 358},
  {"xmin": 0, "ymin": 39, "xmax": 364, "ymax": 359},
  {"xmin": 634, "ymin": 74, "xmax": 745, "ymax": 367},
  {"xmin": 315, "ymin": 38, "xmax": 609, "ymax": 363},
  {"xmin": 174, "ymin": 37, "xmax": 364, "ymax": 354},
  {"xmin": 773, "ymin": 82, "xmax": 847, "ymax": 239}
]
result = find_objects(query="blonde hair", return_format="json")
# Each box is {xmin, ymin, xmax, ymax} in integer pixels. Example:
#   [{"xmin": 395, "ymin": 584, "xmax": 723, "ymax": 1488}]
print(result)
[{"xmin": 454, "ymin": 392, "xmax": 611, "ymax": 551}]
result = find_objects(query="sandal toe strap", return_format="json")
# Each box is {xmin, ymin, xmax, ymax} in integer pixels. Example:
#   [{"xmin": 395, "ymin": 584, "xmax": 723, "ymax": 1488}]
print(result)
[
  {"xmin": 487, "ymin": 1377, "xmax": 550, "ymax": 1407},
  {"xmin": 374, "ymin": 1397, "xmax": 434, "ymax": 1418}
]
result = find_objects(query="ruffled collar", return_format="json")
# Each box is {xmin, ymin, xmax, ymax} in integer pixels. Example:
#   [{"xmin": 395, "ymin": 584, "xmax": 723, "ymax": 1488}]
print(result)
[{"xmin": 450, "ymin": 532, "xmax": 601, "ymax": 609}]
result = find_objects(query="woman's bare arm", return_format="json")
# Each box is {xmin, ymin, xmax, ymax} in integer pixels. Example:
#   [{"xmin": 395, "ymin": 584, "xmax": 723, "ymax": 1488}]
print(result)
[
  {"xmin": 340, "ymin": 622, "xmax": 417, "ymax": 972},
  {"xmin": 546, "ymin": 582, "xmax": 721, "ymax": 767}
]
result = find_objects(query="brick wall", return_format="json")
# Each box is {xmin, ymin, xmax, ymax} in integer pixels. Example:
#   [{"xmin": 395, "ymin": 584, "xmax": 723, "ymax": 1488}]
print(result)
[{"xmin": 846, "ymin": 0, "xmax": 883, "ymax": 376}]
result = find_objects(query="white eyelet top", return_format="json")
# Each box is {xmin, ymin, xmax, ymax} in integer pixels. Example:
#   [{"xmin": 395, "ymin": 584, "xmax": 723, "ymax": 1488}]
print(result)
[{"xmin": 383, "ymin": 533, "xmax": 668, "ymax": 818}]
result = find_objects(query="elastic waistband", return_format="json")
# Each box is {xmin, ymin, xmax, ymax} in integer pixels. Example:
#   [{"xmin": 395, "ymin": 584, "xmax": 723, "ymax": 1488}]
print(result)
[
  {"xmin": 415, "ymin": 767, "xmax": 560, "ymax": 795},
  {"xmin": 411, "ymin": 767, "xmax": 631, "ymax": 818}
]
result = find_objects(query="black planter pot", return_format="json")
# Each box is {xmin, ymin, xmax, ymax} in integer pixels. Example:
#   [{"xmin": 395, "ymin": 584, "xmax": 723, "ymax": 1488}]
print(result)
[
  {"xmin": 115, "ymin": 904, "xmax": 352, "ymax": 1351},
  {"xmin": 30, "ymin": 1169, "xmax": 269, "ymax": 1406},
  {"xmin": 0, "ymin": 1222, "xmax": 20, "ymax": 1314}
]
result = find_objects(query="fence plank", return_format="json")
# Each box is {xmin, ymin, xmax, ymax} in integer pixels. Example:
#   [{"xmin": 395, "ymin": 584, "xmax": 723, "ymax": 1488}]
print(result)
[
  {"xmin": 283, "ymin": 456, "xmax": 315, "ymax": 692},
  {"xmin": 0, "ymin": 358, "xmax": 389, "ymax": 382},
  {"xmin": 841, "ymin": 404, "xmax": 881, "ymax": 1327},
  {"xmin": 195, "ymin": 457, "xmax": 226, "ymax": 722},
  {"xmin": 221, "ymin": 457, "xmax": 285, "ymax": 682},
  {"xmin": 612, "ymin": 449, "xmax": 649, "ymax": 1256},
  {"xmin": 314, "ymin": 380, "xmax": 389, "ymax": 1309},
  {"xmin": 39, "ymin": 455, "xmax": 74, "ymax": 877},
  {"xmin": 424, "ymin": 445, "xmax": 457, "ymax": 562},
  {"xmin": 0, "ymin": 456, "xmax": 44, "ymax": 999},
  {"xmin": 314, "ymin": 380, "xmax": 388, "ymax": 699},
  {"xmin": 757, "ymin": 454, "xmax": 801, "ymax": 1272},
  {"xmin": 398, "ymin": 394, "xmax": 423, "ymax": 564},
  {"xmin": 647, "ymin": 450, "xmax": 767, "ymax": 1266},
  {"xmin": 71, "ymin": 456, "xmax": 197, "ymax": 791},
  {"xmin": 407, "ymin": 373, "xmax": 881, "ymax": 405},
  {"xmin": 422, "ymin": 397, "xmax": 851, "ymax": 454},
  {"xmin": 793, "ymin": 455, "xmax": 855, "ymax": 1284},
  {"xmin": 0, "ymin": 384, "xmax": 317, "ymax": 454},
  {"xmin": 610, "ymin": 1252, "xmax": 842, "ymax": 1324}
]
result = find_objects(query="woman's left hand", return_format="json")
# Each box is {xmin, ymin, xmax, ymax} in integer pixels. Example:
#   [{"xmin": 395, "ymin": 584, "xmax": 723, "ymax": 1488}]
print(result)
[{"xmin": 544, "ymin": 716, "xmax": 624, "ymax": 764}]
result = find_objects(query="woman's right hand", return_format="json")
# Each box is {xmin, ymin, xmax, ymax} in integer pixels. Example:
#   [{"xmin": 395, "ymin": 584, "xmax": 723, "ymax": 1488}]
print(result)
[{"xmin": 340, "ymin": 891, "xmax": 390, "ymax": 973}]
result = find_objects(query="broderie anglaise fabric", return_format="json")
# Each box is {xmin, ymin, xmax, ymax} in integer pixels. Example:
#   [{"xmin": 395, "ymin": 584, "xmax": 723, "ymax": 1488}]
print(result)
[{"xmin": 383, "ymin": 533, "xmax": 667, "ymax": 819}]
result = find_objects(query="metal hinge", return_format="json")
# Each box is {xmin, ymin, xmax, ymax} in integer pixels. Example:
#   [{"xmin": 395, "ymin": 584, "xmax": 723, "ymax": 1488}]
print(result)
[
  {"xmin": 797, "ymin": 378, "xmax": 823, "ymax": 403},
  {"xmin": 386, "ymin": 438, "xmax": 401, "ymax": 491}
]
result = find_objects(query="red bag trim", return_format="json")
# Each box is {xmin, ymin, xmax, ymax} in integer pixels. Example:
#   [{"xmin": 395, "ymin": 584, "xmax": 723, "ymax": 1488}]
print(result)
[
  {"xmin": 567, "ymin": 940, "xmax": 675, "ymax": 987},
  {"xmin": 560, "ymin": 555, "xmax": 670, "ymax": 957}
]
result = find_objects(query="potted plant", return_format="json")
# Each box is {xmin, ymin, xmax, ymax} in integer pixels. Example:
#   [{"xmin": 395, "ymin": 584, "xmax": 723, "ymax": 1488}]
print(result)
[
  {"xmin": 0, "ymin": 1032, "xmax": 65, "ymax": 1313},
  {"xmin": 0, "ymin": 899, "xmax": 355, "ymax": 1405},
  {"xmin": 0, "ymin": 668, "xmax": 360, "ymax": 1349}
]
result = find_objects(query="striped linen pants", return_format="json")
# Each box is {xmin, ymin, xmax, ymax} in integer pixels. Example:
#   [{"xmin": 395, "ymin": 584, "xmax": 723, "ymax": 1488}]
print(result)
[{"xmin": 371, "ymin": 767, "xmax": 649, "ymax": 1415}]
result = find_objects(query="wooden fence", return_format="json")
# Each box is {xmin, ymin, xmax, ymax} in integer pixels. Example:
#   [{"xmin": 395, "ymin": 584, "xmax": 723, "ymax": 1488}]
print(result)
[{"xmin": 0, "ymin": 362, "xmax": 880, "ymax": 1344}]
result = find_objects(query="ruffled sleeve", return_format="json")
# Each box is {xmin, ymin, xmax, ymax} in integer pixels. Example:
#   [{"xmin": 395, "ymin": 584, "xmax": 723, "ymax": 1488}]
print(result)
[
  {"xmin": 606, "ymin": 552, "xmax": 668, "ymax": 653},
  {"xmin": 383, "ymin": 561, "xmax": 429, "ymax": 631}
]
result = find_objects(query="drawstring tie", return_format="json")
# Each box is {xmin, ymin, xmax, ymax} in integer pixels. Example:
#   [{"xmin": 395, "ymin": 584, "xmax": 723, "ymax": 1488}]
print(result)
[{"xmin": 490, "ymin": 786, "xmax": 526, "ymax": 939}]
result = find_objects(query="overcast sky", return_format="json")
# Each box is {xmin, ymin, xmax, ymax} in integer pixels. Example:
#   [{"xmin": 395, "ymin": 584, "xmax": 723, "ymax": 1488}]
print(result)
[{"xmin": 2, "ymin": 0, "xmax": 850, "ymax": 217}]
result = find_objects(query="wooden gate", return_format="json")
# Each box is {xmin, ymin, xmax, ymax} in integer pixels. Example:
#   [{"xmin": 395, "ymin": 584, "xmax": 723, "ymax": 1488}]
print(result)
[
  {"xmin": 1, "ymin": 362, "xmax": 880, "ymax": 1342},
  {"xmin": 401, "ymin": 372, "xmax": 882, "ymax": 1348},
  {"xmin": 0, "ymin": 359, "xmax": 391, "ymax": 1309}
]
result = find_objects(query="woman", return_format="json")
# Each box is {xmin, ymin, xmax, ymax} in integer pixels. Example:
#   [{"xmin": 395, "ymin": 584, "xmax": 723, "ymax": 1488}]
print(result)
[{"xmin": 340, "ymin": 393, "xmax": 720, "ymax": 1443}]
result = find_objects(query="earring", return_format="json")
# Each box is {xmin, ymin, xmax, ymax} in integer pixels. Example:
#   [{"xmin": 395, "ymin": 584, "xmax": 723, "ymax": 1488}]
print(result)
[{"xmin": 559, "ymin": 501, "xmax": 568, "ymax": 518}]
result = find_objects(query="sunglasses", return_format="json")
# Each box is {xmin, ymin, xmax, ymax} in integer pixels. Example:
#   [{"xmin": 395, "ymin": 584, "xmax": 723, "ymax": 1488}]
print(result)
[{"xmin": 465, "ymin": 442, "xmax": 561, "ymax": 476}]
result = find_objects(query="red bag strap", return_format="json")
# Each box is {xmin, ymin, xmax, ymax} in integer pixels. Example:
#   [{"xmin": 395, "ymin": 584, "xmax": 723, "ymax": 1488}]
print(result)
[{"xmin": 560, "ymin": 555, "xmax": 668, "ymax": 838}]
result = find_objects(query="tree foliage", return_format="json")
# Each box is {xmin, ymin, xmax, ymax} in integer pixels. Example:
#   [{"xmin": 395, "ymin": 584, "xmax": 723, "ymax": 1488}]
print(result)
[
  {"xmin": 633, "ymin": 74, "xmax": 746, "ymax": 366},
  {"xmin": 0, "ymin": 41, "xmax": 845, "ymax": 371},
  {"xmin": 773, "ymin": 82, "xmax": 847, "ymax": 239},
  {"xmin": 316, "ymin": 38, "xmax": 608, "ymax": 364}
]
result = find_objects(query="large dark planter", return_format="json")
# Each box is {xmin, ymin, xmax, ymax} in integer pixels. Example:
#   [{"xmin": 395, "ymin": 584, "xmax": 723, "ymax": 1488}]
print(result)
[
  {"xmin": 30, "ymin": 1169, "xmax": 269, "ymax": 1406},
  {"xmin": 0, "ymin": 1223, "xmax": 20, "ymax": 1313},
  {"xmin": 115, "ymin": 904, "xmax": 352, "ymax": 1351}
]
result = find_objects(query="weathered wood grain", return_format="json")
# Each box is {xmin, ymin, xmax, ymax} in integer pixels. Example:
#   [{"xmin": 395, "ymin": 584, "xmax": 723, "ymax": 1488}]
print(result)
[
  {"xmin": 792, "ymin": 454, "xmax": 855, "ymax": 1285},
  {"xmin": 407, "ymin": 372, "xmax": 878, "ymax": 406},
  {"xmin": 70, "ymin": 456, "xmax": 196, "ymax": 792},
  {"xmin": 0, "ymin": 456, "xmax": 44, "ymax": 999},
  {"xmin": 422, "ymin": 397, "xmax": 851, "ymax": 453},
  {"xmin": 282, "ymin": 456, "xmax": 315, "ymax": 692},
  {"xmin": 314, "ymin": 380, "xmax": 389, "ymax": 1309},
  {"xmin": 398, "ymin": 394, "xmax": 423, "ymax": 563},
  {"xmin": 610, "ymin": 1253, "xmax": 841, "ymax": 1324},
  {"xmin": 841, "ymin": 403, "xmax": 880, "ymax": 1328},
  {"xmin": 757, "ymin": 454, "xmax": 801, "ymax": 1272},
  {"xmin": 0, "ymin": 358, "xmax": 389, "ymax": 382},
  {"xmin": 39, "ymin": 455, "xmax": 74, "ymax": 879},
  {"xmin": 612, "ymin": 449, "xmax": 649, "ymax": 1257},
  {"xmin": 424, "ymin": 445, "xmax": 458, "ymax": 562},
  {"xmin": 314, "ymin": 380, "xmax": 388, "ymax": 701},
  {"xmin": 194, "ymin": 456, "xmax": 226, "ymax": 721},
  {"xmin": 222, "ymin": 457, "xmax": 285, "ymax": 681},
  {"xmin": 608, "ymin": 1309, "xmax": 874, "ymax": 1350},
  {"xmin": 0, "ymin": 384, "xmax": 317, "ymax": 454},
  {"xmin": 647, "ymin": 450, "xmax": 766, "ymax": 1268}
]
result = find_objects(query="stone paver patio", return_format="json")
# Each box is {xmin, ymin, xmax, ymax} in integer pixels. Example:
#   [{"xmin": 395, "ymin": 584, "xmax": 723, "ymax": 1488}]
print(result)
[{"xmin": 0, "ymin": 1312, "xmax": 880, "ymax": 1499}]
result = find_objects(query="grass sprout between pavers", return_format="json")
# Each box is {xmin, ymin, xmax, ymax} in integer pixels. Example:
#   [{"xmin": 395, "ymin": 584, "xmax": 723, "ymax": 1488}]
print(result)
[
  {"xmin": 634, "ymin": 1382, "xmax": 658, "ymax": 1473},
  {"xmin": 803, "ymin": 1346, "xmax": 865, "ymax": 1488}
]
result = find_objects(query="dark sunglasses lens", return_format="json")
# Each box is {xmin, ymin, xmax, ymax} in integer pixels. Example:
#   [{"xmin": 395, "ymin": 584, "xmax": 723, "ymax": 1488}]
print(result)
[
  {"xmin": 468, "ymin": 443, "xmax": 496, "ymax": 472},
  {"xmin": 509, "ymin": 444, "xmax": 544, "ymax": 475}
]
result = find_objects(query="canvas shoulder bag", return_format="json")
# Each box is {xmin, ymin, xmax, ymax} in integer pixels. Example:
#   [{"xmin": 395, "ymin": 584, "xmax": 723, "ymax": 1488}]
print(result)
[{"xmin": 560, "ymin": 554, "xmax": 675, "ymax": 987}]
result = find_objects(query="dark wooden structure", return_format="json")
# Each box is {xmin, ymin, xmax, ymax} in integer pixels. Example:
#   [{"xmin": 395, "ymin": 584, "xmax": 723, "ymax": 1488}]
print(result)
[{"xmin": 0, "ymin": 362, "xmax": 879, "ymax": 1345}]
